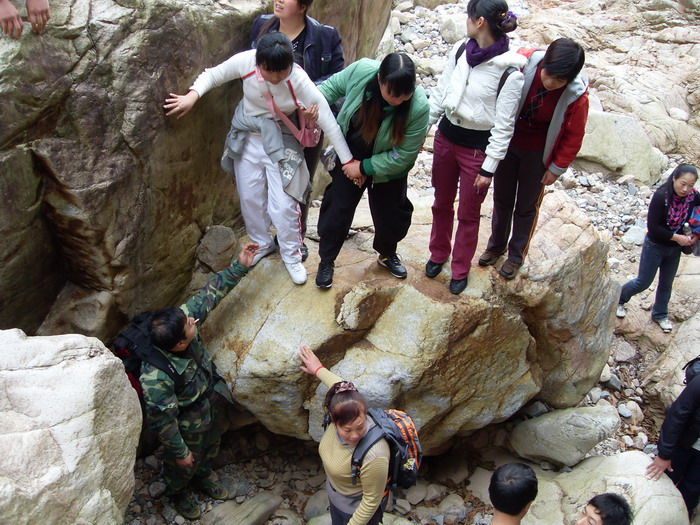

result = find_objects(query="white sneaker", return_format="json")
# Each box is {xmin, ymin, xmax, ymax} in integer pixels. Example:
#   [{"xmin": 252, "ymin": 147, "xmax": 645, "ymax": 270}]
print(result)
[
  {"xmin": 654, "ymin": 316, "xmax": 673, "ymax": 333},
  {"xmin": 616, "ymin": 304, "xmax": 626, "ymax": 319},
  {"xmin": 251, "ymin": 244, "xmax": 277, "ymax": 266},
  {"xmin": 285, "ymin": 261, "xmax": 307, "ymax": 285}
]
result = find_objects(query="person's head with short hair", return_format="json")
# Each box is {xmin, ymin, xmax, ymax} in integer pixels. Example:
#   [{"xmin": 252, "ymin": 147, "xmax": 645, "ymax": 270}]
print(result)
[
  {"xmin": 255, "ymin": 32, "xmax": 294, "ymax": 84},
  {"xmin": 576, "ymin": 493, "xmax": 633, "ymax": 525},
  {"xmin": 539, "ymin": 38, "xmax": 585, "ymax": 91},
  {"xmin": 489, "ymin": 463, "xmax": 538, "ymax": 519},
  {"xmin": 151, "ymin": 306, "xmax": 196, "ymax": 352}
]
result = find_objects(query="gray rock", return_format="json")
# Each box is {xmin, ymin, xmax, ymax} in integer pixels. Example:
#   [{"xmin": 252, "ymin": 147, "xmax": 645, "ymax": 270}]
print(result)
[
  {"xmin": 425, "ymin": 483, "xmax": 445, "ymax": 502},
  {"xmin": 621, "ymin": 435, "xmax": 634, "ymax": 447},
  {"xmin": 438, "ymin": 14, "xmax": 468, "ymax": 44},
  {"xmin": 174, "ymin": 516, "xmax": 186, "ymax": 525},
  {"xmin": 600, "ymin": 364, "xmax": 612, "ymax": 383},
  {"xmin": 394, "ymin": 498, "xmax": 411, "ymax": 514},
  {"xmin": 625, "ymin": 400, "xmax": 644, "ymax": 424},
  {"xmin": 510, "ymin": 405, "xmax": 621, "ymax": 467},
  {"xmin": 622, "ymin": 225, "xmax": 647, "ymax": 247},
  {"xmin": 589, "ymin": 386, "xmax": 603, "ymax": 404},
  {"xmin": 618, "ymin": 404, "xmax": 633, "ymax": 418},
  {"xmin": 201, "ymin": 493, "xmax": 283, "ymax": 525},
  {"xmin": 605, "ymin": 374, "xmax": 622, "ymax": 391},
  {"xmin": 269, "ymin": 508, "xmax": 303, "ymax": 525},
  {"xmin": 148, "ymin": 482, "xmax": 166, "ymax": 498},
  {"xmin": 633, "ymin": 432, "xmax": 649, "ymax": 450},
  {"xmin": 144, "ymin": 455, "xmax": 160, "ymax": 470},
  {"xmin": 613, "ymin": 340, "xmax": 638, "ymax": 363},
  {"xmin": 522, "ymin": 401, "xmax": 548, "ymax": 418},
  {"xmin": 644, "ymin": 444, "xmax": 659, "ymax": 456},
  {"xmin": 437, "ymin": 494, "xmax": 466, "ymax": 514},
  {"xmin": 195, "ymin": 225, "xmax": 238, "ymax": 272},
  {"xmin": 406, "ymin": 483, "xmax": 428, "ymax": 505},
  {"xmin": 306, "ymin": 513, "xmax": 332, "ymax": 525},
  {"xmin": 304, "ymin": 489, "xmax": 329, "ymax": 521}
]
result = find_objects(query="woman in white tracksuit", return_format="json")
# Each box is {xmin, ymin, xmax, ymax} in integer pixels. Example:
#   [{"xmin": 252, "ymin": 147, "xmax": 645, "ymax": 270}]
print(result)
[{"xmin": 164, "ymin": 33, "xmax": 352, "ymax": 285}]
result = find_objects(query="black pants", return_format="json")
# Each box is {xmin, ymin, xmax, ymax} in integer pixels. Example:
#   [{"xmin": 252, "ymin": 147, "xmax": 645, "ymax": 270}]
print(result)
[
  {"xmin": 668, "ymin": 447, "xmax": 700, "ymax": 517},
  {"xmin": 300, "ymin": 134, "xmax": 324, "ymax": 238},
  {"xmin": 317, "ymin": 167, "xmax": 413, "ymax": 263},
  {"xmin": 487, "ymin": 145, "xmax": 546, "ymax": 264},
  {"xmin": 329, "ymin": 500, "xmax": 384, "ymax": 525}
]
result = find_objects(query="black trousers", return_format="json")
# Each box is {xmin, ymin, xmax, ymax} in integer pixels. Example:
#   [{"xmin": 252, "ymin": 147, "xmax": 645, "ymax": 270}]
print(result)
[
  {"xmin": 317, "ymin": 166, "xmax": 413, "ymax": 263},
  {"xmin": 486, "ymin": 145, "xmax": 546, "ymax": 264},
  {"xmin": 300, "ymin": 134, "xmax": 324, "ymax": 238},
  {"xmin": 329, "ymin": 499, "xmax": 385, "ymax": 525},
  {"xmin": 668, "ymin": 447, "xmax": 700, "ymax": 517}
]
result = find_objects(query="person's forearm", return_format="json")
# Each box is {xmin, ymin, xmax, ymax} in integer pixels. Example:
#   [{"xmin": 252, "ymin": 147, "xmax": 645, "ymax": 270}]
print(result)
[{"xmin": 182, "ymin": 261, "xmax": 248, "ymax": 323}]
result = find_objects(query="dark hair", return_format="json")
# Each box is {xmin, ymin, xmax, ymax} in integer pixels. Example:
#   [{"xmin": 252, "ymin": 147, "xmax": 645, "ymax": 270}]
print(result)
[
  {"xmin": 588, "ymin": 493, "xmax": 633, "ymax": 525},
  {"xmin": 257, "ymin": 0, "xmax": 313, "ymax": 40},
  {"xmin": 541, "ymin": 38, "xmax": 585, "ymax": 83},
  {"xmin": 255, "ymin": 32, "xmax": 294, "ymax": 72},
  {"xmin": 323, "ymin": 382, "xmax": 368, "ymax": 427},
  {"xmin": 660, "ymin": 163, "xmax": 698, "ymax": 200},
  {"xmin": 488, "ymin": 463, "xmax": 538, "ymax": 516},
  {"xmin": 467, "ymin": 0, "xmax": 518, "ymax": 37},
  {"xmin": 151, "ymin": 306, "xmax": 186, "ymax": 352},
  {"xmin": 357, "ymin": 53, "xmax": 416, "ymax": 145}
]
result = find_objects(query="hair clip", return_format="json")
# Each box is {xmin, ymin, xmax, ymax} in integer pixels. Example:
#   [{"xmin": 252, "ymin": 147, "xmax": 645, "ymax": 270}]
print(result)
[
  {"xmin": 335, "ymin": 381, "xmax": 358, "ymax": 394},
  {"xmin": 501, "ymin": 11, "xmax": 517, "ymax": 26}
]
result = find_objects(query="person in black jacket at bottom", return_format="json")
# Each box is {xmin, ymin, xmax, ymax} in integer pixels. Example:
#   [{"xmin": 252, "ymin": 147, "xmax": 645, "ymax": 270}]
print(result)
[{"xmin": 646, "ymin": 374, "xmax": 700, "ymax": 518}]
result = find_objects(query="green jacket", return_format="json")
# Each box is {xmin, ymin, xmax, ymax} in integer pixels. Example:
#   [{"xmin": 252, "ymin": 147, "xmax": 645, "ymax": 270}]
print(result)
[
  {"xmin": 139, "ymin": 261, "xmax": 247, "ymax": 459},
  {"xmin": 319, "ymin": 58, "xmax": 429, "ymax": 183}
]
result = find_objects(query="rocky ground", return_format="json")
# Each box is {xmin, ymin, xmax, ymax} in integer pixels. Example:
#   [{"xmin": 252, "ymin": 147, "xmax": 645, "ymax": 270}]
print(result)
[{"xmin": 124, "ymin": 1, "xmax": 700, "ymax": 523}]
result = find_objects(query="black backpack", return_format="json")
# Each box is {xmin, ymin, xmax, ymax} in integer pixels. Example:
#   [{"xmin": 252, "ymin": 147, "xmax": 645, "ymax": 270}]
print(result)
[
  {"xmin": 682, "ymin": 356, "xmax": 700, "ymax": 385},
  {"xmin": 111, "ymin": 312, "xmax": 184, "ymax": 397},
  {"xmin": 350, "ymin": 408, "xmax": 422, "ymax": 495},
  {"xmin": 455, "ymin": 41, "xmax": 518, "ymax": 99}
]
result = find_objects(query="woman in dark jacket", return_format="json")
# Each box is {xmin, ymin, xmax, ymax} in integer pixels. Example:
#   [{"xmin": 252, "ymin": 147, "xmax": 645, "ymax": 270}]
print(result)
[
  {"xmin": 617, "ymin": 164, "xmax": 699, "ymax": 332},
  {"xmin": 251, "ymin": 0, "xmax": 344, "ymax": 261}
]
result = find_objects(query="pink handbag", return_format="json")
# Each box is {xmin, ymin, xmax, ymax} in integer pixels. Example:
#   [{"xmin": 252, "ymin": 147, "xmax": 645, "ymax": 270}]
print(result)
[{"xmin": 257, "ymin": 69, "xmax": 321, "ymax": 148}]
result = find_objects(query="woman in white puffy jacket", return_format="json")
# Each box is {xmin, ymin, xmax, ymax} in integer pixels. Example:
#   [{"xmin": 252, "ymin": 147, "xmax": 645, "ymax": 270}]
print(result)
[{"xmin": 424, "ymin": 0, "xmax": 525, "ymax": 294}]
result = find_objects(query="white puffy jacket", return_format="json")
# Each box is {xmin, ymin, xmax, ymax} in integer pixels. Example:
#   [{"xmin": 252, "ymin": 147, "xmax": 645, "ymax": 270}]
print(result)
[{"xmin": 429, "ymin": 39, "xmax": 527, "ymax": 174}]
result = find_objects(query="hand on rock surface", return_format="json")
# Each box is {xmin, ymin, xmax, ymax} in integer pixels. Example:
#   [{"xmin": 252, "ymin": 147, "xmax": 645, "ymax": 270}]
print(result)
[
  {"xmin": 0, "ymin": 0, "xmax": 23, "ymax": 39},
  {"xmin": 645, "ymin": 456, "xmax": 672, "ymax": 480},
  {"xmin": 26, "ymin": 0, "xmax": 49, "ymax": 33},
  {"xmin": 176, "ymin": 450, "xmax": 194, "ymax": 468},
  {"xmin": 164, "ymin": 91, "xmax": 199, "ymax": 118},
  {"xmin": 541, "ymin": 169, "xmax": 558, "ymax": 186},
  {"xmin": 298, "ymin": 345, "xmax": 323, "ymax": 376},
  {"xmin": 238, "ymin": 243, "xmax": 260, "ymax": 268}
]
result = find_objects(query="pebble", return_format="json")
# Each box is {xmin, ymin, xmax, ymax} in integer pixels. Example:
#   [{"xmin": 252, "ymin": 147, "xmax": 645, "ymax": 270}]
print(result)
[
  {"xmin": 148, "ymin": 482, "xmax": 166, "ymax": 498},
  {"xmin": 425, "ymin": 483, "xmax": 445, "ymax": 502},
  {"xmin": 174, "ymin": 516, "xmax": 185, "ymax": 525},
  {"xmin": 144, "ymin": 455, "xmax": 160, "ymax": 470},
  {"xmin": 618, "ymin": 404, "xmax": 633, "ymax": 418}
]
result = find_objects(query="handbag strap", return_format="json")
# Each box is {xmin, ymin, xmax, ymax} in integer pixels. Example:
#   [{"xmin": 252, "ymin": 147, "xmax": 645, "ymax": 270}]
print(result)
[{"xmin": 256, "ymin": 68, "xmax": 303, "ymax": 137}]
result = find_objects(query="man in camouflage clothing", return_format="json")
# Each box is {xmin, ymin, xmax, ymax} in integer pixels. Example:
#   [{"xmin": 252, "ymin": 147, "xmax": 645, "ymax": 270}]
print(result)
[{"xmin": 140, "ymin": 242, "xmax": 258, "ymax": 519}]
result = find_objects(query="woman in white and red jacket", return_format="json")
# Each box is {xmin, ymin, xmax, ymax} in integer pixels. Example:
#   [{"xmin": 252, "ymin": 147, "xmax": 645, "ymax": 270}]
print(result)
[{"xmin": 479, "ymin": 38, "xmax": 589, "ymax": 279}]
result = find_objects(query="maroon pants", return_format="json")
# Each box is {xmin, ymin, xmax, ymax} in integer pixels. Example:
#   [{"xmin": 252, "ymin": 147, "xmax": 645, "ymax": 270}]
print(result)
[
  {"xmin": 486, "ymin": 145, "xmax": 546, "ymax": 264},
  {"xmin": 429, "ymin": 131, "xmax": 488, "ymax": 280}
]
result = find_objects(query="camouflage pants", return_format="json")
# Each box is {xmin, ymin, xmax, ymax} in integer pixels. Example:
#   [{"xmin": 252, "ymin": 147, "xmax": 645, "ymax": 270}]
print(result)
[{"xmin": 163, "ymin": 404, "xmax": 222, "ymax": 495}]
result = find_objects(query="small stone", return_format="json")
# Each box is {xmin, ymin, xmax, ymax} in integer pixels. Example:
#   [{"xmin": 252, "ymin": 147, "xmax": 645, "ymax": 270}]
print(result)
[
  {"xmin": 600, "ymin": 364, "xmax": 612, "ymax": 383},
  {"xmin": 644, "ymin": 444, "xmax": 658, "ymax": 456},
  {"xmin": 605, "ymin": 374, "xmax": 622, "ymax": 391},
  {"xmin": 174, "ymin": 516, "xmax": 186, "ymax": 525},
  {"xmin": 633, "ymin": 432, "xmax": 649, "ymax": 450},
  {"xmin": 626, "ymin": 400, "xmax": 644, "ymax": 424},
  {"xmin": 540, "ymin": 461, "xmax": 557, "ymax": 471},
  {"xmin": 144, "ymin": 455, "xmax": 160, "ymax": 470},
  {"xmin": 148, "ymin": 482, "xmax": 166, "ymax": 498},
  {"xmin": 437, "ymin": 494, "xmax": 466, "ymax": 514},
  {"xmin": 425, "ymin": 483, "xmax": 445, "ymax": 502},
  {"xmin": 406, "ymin": 483, "xmax": 428, "ymax": 505},
  {"xmin": 621, "ymin": 435, "xmax": 634, "ymax": 447},
  {"xmin": 146, "ymin": 517, "xmax": 157, "ymax": 525},
  {"xmin": 589, "ymin": 386, "xmax": 603, "ymax": 404},
  {"xmin": 618, "ymin": 404, "xmax": 633, "ymax": 418},
  {"xmin": 395, "ymin": 498, "xmax": 412, "ymax": 514},
  {"xmin": 522, "ymin": 401, "xmax": 548, "ymax": 418}
]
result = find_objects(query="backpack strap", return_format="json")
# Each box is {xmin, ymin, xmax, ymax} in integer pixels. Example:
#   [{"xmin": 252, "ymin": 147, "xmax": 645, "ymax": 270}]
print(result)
[
  {"xmin": 350, "ymin": 412, "xmax": 386, "ymax": 485},
  {"xmin": 455, "ymin": 41, "xmax": 467, "ymax": 64},
  {"xmin": 497, "ymin": 66, "xmax": 518, "ymax": 98}
]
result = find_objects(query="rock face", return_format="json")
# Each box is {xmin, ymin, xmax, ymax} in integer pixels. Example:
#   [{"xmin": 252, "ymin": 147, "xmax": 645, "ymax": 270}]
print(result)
[
  {"xmin": 509, "ymin": 405, "xmax": 621, "ymax": 467},
  {"xmin": 524, "ymin": 451, "xmax": 689, "ymax": 525},
  {"xmin": 0, "ymin": 0, "xmax": 392, "ymax": 337},
  {"xmin": 201, "ymin": 190, "xmax": 616, "ymax": 452},
  {"xmin": 0, "ymin": 329, "xmax": 141, "ymax": 524}
]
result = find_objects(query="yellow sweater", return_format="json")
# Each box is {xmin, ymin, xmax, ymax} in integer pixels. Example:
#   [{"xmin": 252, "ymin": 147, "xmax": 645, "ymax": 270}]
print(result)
[{"xmin": 316, "ymin": 367, "xmax": 390, "ymax": 525}]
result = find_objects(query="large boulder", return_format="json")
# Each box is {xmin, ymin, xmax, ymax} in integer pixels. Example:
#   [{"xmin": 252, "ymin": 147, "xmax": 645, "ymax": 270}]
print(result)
[
  {"xmin": 509, "ymin": 405, "xmax": 621, "ymax": 467},
  {"xmin": 524, "ymin": 451, "xmax": 689, "ymax": 525},
  {"xmin": 0, "ymin": 0, "xmax": 393, "ymax": 338},
  {"xmin": 201, "ymin": 190, "xmax": 616, "ymax": 452},
  {"xmin": 0, "ymin": 329, "xmax": 141, "ymax": 524}
]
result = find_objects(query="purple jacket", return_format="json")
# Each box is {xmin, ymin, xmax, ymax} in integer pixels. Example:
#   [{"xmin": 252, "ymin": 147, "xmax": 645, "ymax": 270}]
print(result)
[{"xmin": 250, "ymin": 14, "xmax": 344, "ymax": 84}]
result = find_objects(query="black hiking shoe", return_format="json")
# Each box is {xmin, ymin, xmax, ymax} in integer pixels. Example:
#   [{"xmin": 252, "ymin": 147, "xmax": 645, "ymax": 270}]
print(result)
[
  {"xmin": 316, "ymin": 261, "xmax": 334, "ymax": 288},
  {"xmin": 170, "ymin": 492, "xmax": 201, "ymax": 520},
  {"xmin": 449, "ymin": 277, "xmax": 468, "ymax": 295},
  {"xmin": 378, "ymin": 254, "xmax": 407, "ymax": 279},
  {"xmin": 425, "ymin": 260, "xmax": 444, "ymax": 278}
]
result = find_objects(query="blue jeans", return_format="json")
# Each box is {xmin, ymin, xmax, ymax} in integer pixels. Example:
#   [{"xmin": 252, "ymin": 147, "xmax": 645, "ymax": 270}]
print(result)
[{"xmin": 619, "ymin": 236, "xmax": 681, "ymax": 319}]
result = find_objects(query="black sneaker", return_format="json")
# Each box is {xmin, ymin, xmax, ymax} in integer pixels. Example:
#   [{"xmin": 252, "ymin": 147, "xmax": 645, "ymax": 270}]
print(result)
[
  {"xmin": 425, "ymin": 260, "xmax": 444, "ymax": 278},
  {"xmin": 378, "ymin": 254, "xmax": 407, "ymax": 279},
  {"xmin": 300, "ymin": 243, "xmax": 309, "ymax": 262},
  {"xmin": 449, "ymin": 277, "xmax": 468, "ymax": 294},
  {"xmin": 316, "ymin": 261, "xmax": 334, "ymax": 288}
]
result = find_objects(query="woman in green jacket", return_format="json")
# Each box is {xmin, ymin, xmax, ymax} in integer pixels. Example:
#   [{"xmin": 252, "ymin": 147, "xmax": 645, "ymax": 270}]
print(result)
[{"xmin": 315, "ymin": 53, "xmax": 430, "ymax": 288}]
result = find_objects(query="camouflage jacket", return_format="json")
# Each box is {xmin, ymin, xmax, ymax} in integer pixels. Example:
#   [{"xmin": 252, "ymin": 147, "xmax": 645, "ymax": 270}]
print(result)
[{"xmin": 139, "ymin": 261, "xmax": 247, "ymax": 459}]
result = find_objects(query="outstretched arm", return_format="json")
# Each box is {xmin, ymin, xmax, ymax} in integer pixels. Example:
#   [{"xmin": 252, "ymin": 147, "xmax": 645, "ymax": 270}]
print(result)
[{"xmin": 164, "ymin": 90, "xmax": 200, "ymax": 119}]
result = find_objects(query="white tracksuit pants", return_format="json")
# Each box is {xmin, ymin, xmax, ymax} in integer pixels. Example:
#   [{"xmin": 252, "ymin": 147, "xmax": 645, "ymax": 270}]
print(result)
[{"xmin": 233, "ymin": 134, "xmax": 302, "ymax": 264}]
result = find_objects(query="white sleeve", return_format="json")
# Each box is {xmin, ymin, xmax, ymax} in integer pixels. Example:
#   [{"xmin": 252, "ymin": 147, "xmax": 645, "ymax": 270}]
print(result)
[
  {"xmin": 295, "ymin": 76, "xmax": 352, "ymax": 164},
  {"xmin": 189, "ymin": 53, "xmax": 248, "ymax": 98},
  {"xmin": 482, "ymin": 70, "xmax": 524, "ymax": 174},
  {"xmin": 428, "ymin": 41, "xmax": 461, "ymax": 126}
]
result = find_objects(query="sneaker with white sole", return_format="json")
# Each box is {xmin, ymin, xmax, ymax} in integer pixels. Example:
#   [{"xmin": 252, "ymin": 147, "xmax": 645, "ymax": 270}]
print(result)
[
  {"xmin": 251, "ymin": 244, "xmax": 277, "ymax": 266},
  {"xmin": 653, "ymin": 316, "xmax": 672, "ymax": 333},
  {"xmin": 616, "ymin": 304, "xmax": 626, "ymax": 319},
  {"xmin": 285, "ymin": 261, "xmax": 307, "ymax": 285}
]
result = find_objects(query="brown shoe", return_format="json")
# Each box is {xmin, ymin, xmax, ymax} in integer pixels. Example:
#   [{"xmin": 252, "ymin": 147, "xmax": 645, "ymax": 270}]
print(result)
[
  {"xmin": 498, "ymin": 259, "xmax": 522, "ymax": 280},
  {"xmin": 478, "ymin": 249, "xmax": 505, "ymax": 267}
]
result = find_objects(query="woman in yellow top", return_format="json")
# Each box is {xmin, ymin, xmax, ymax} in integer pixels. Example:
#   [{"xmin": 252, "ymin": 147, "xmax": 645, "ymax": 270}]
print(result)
[{"xmin": 299, "ymin": 345, "xmax": 390, "ymax": 525}]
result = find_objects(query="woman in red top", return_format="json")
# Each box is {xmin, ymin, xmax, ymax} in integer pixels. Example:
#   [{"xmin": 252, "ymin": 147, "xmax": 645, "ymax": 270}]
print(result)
[{"xmin": 479, "ymin": 38, "xmax": 589, "ymax": 279}]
